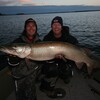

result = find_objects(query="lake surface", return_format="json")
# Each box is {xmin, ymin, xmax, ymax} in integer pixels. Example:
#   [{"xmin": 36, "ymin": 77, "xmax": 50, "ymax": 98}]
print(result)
[{"xmin": 0, "ymin": 11, "xmax": 100, "ymax": 56}]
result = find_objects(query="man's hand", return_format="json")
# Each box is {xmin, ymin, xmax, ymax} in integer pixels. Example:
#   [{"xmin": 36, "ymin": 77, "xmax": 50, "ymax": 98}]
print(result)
[{"xmin": 7, "ymin": 54, "xmax": 21, "ymax": 66}]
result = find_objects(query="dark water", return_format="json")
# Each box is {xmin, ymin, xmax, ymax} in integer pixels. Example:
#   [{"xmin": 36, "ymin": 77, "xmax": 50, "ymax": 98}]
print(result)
[{"xmin": 0, "ymin": 11, "xmax": 100, "ymax": 56}]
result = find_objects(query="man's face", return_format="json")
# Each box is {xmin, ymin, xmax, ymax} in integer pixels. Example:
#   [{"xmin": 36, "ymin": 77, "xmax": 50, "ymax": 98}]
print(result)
[
  {"xmin": 26, "ymin": 22, "xmax": 36, "ymax": 37},
  {"xmin": 52, "ymin": 22, "xmax": 62, "ymax": 38}
]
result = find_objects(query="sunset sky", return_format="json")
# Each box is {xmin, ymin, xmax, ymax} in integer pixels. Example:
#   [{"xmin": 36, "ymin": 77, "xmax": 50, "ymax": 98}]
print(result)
[{"xmin": 0, "ymin": 0, "xmax": 100, "ymax": 6}]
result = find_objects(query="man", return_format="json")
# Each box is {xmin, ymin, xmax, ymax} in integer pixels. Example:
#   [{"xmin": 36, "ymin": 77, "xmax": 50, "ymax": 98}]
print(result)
[
  {"xmin": 40, "ymin": 16, "xmax": 78, "ymax": 98},
  {"xmin": 7, "ymin": 18, "xmax": 41, "ymax": 100}
]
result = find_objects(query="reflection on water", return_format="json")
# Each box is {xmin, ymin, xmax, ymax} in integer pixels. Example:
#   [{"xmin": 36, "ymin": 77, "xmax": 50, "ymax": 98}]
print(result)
[{"xmin": 0, "ymin": 11, "xmax": 100, "ymax": 56}]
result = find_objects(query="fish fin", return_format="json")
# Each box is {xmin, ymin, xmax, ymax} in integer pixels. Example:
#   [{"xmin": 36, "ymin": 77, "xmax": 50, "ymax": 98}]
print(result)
[
  {"xmin": 87, "ymin": 66, "xmax": 94, "ymax": 76},
  {"xmin": 75, "ymin": 62, "xmax": 84, "ymax": 69}
]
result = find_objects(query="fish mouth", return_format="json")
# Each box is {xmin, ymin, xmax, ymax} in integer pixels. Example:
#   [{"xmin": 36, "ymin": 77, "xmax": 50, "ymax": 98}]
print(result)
[
  {"xmin": 0, "ymin": 46, "xmax": 15, "ymax": 54},
  {"xmin": 0, "ymin": 46, "xmax": 6, "ymax": 52}
]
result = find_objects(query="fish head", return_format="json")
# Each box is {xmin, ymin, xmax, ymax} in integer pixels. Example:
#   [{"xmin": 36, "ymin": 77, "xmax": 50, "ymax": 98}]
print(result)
[{"xmin": 0, "ymin": 43, "xmax": 31, "ymax": 58}]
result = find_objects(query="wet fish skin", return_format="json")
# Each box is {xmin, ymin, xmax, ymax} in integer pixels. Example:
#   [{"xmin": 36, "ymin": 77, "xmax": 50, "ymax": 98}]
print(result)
[{"xmin": 0, "ymin": 42, "xmax": 100, "ymax": 74}]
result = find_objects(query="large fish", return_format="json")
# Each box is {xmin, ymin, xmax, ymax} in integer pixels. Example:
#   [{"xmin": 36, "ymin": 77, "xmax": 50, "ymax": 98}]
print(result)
[{"xmin": 0, "ymin": 42, "xmax": 100, "ymax": 74}]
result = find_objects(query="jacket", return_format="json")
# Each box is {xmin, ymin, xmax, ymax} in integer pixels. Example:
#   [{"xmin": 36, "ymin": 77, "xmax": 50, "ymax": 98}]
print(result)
[
  {"xmin": 8, "ymin": 33, "xmax": 42, "ymax": 79},
  {"xmin": 43, "ymin": 26, "xmax": 78, "ymax": 65},
  {"xmin": 43, "ymin": 26, "xmax": 78, "ymax": 45}
]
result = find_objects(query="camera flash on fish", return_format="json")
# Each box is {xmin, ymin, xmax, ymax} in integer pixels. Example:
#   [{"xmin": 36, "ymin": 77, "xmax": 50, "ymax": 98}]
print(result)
[{"xmin": 16, "ymin": 48, "xmax": 23, "ymax": 52}]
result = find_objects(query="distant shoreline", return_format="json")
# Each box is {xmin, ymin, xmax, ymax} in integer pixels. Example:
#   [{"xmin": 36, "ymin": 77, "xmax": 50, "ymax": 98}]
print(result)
[{"xmin": 0, "ymin": 10, "xmax": 100, "ymax": 16}]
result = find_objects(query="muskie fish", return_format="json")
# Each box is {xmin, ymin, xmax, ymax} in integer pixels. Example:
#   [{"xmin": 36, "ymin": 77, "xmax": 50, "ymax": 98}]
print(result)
[{"xmin": 0, "ymin": 42, "xmax": 100, "ymax": 74}]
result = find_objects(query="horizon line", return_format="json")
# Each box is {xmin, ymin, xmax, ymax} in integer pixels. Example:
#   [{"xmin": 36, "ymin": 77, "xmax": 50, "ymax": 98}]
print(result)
[{"xmin": 0, "ymin": 5, "xmax": 100, "ymax": 7}]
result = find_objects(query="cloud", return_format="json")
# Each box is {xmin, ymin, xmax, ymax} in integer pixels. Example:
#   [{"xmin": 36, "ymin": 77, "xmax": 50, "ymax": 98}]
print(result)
[
  {"xmin": 18, "ymin": 0, "xmax": 37, "ymax": 6},
  {"xmin": 0, "ymin": 0, "xmax": 36, "ymax": 6},
  {"xmin": 19, "ymin": 0, "xmax": 32, "ymax": 2},
  {"xmin": 0, "ymin": 1, "xmax": 16, "ymax": 6}
]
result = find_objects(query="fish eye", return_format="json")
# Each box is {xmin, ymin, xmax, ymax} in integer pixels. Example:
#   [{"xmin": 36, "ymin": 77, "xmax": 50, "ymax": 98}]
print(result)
[{"xmin": 12, "ymin": 46, "xmax": 17, "ymax": 50}]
